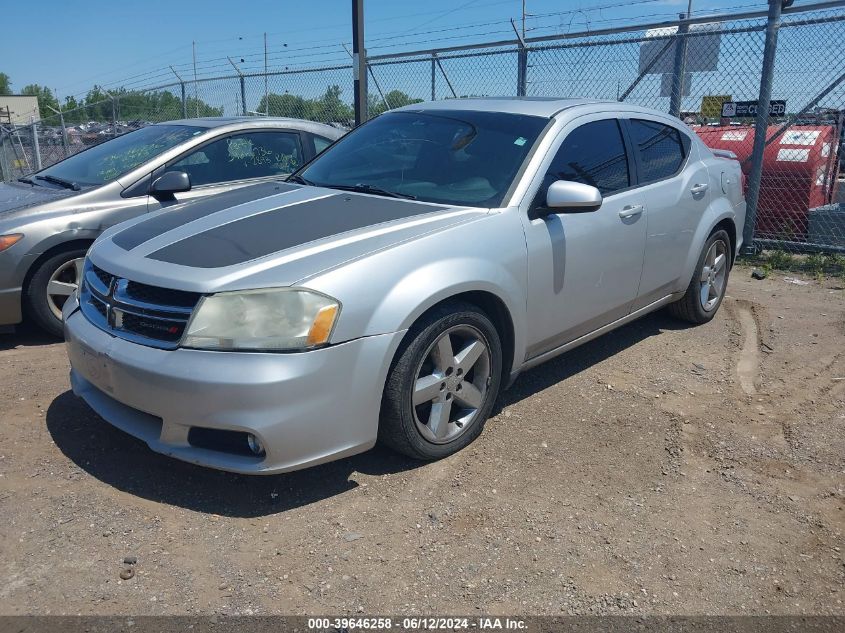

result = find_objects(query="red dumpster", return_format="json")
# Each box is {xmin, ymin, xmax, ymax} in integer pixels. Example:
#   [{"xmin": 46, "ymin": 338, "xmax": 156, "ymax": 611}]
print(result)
[{"xmin": 694, "ymin": 124, "xmax": 840, "ymax": 241}]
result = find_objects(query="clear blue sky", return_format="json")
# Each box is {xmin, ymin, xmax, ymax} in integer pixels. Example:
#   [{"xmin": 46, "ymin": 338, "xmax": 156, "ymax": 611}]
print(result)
[{"xmin": 2, "ymin": 0, "xmax": 759, "ymax": 103}]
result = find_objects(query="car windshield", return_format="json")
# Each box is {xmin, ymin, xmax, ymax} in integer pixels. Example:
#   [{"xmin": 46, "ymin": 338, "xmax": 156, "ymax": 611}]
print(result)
[
  {"xmin": 35, "ymin": 124, "xmax": 205, "ymax": 188},
  {"xmin": 296, "ymin": 110, "xmax": 548, "ymax": 207}
]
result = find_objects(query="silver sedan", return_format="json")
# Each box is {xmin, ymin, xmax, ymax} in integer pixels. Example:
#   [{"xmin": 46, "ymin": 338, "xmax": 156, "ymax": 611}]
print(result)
[
  {"xmin": 0, "ymin": 117, "xmax": 343, "ymax": 336},
  {"xmin": 63, "ymin": 98, "xmax": 745, "ymax": 473}
]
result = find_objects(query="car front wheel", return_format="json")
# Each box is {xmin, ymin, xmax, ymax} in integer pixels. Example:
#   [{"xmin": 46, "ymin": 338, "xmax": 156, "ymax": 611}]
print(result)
[
  {"xmin": 379, "ymin": 302, "xmax": 502, "ymax": 460},
  {"xmin": 26, "ymin": 247, "xmax": 88, "ymax": 337}
]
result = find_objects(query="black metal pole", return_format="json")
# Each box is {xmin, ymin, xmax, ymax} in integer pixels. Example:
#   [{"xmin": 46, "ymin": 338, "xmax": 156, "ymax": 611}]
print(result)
[
  {"xmin": 352, "ymin": 0, "xmax": 367, "ymax": 126},
  {"xmin": 742, "ymin": 0, "xmax": 784, "ymax": 255}
]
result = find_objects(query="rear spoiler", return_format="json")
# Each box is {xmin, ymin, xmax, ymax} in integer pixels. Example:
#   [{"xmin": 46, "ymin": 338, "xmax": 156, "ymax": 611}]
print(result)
[{"xmin": 711, "ymin": 149, "xmax": 738, "ymax": 161}]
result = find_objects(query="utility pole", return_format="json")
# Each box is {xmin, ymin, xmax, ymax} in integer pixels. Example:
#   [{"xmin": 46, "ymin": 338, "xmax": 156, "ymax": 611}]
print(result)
[
  {"xmin": 264, "ymin": 33, "xmax": 269, "ymax": 116},
  {"xmin": 352, "ymin": 0, "xmax": 367, "ymax": 126},
  {"xmin": 522, "ymin": 0, "xmax": 526, "ymax": 40}
]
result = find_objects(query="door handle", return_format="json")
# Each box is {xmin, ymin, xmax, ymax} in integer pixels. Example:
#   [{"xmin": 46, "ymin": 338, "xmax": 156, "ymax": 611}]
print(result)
[
  {"xmin": 690, "ymin": 183, "xmax": 709, "ymax": 195},
  {"xmin": 618, "ymin": 204, "xmax": 644, "ymax": 219}
]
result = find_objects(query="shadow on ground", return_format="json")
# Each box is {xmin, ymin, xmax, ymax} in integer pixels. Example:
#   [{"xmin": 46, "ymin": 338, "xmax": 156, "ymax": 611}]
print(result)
[
  {"xmin": 0, "ymin": 321, "xmax": 60, "ymax": 351},
  {"xmin": 46, "ymin": 310, "xmax": 688, "ymax": 518}
]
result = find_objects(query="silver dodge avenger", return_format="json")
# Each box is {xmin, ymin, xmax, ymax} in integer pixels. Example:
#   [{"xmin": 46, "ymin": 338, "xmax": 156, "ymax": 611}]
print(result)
[{"xmin": 63, "ymin": 98, "xmax": 745, "ymax": 474}]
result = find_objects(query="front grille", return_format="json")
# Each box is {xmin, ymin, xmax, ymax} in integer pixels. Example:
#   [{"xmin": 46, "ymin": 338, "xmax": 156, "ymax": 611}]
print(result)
[
  {"xmin": 124, "ymin": 280, "xmax": 200, "ymax": 309},
  {"xmin": 92, "ymin": 265, "xmax": 114, "ymax": 289},
  {"xmin": 80, "ymin": 261, "xmax": 202, "ymax": 349}
]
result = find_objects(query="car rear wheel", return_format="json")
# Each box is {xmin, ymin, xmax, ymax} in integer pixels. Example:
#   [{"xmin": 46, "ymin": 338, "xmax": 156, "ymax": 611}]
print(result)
[
  {"xmin": 668, "ymin": 229, "xmax": 731, "ymax": 324},
  {"xmin": 379, "ymin": 302, "xmax": 502, "ymax": 460},
  {"xmin": 26, "ymin": 247, "xmax": 88, "ymax": 337}
]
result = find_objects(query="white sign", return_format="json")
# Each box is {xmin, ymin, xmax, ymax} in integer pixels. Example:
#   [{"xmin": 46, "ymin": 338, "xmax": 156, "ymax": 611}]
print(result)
[
  {"xmin": 780, "ymin": 130, "xmax": 820, "ymax": 146},
  {"xmin": 776, "ymin": 148, "xmax": 810, "ymax": 162}
]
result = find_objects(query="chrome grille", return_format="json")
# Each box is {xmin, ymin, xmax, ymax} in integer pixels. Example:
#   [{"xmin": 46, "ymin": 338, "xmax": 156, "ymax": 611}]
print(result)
[{"xmin": 80, "ymin": 262, "xmax": 202, "ymax": 349}]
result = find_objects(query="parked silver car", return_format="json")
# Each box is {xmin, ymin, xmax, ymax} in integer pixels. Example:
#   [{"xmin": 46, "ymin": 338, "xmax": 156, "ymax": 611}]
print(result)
[
  {"xmin": 63, "ymin": 98, "xmax": 745, "ymax": 474},
  {"xmin": 0, "ymin": 117, "xmax": 343, "ymax": 335}
]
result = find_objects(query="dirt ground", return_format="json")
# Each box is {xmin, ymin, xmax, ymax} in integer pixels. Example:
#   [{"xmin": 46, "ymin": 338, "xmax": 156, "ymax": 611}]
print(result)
[{"xmin": 0, "ymin": 266, "xmax": 843, "ymax": 617}]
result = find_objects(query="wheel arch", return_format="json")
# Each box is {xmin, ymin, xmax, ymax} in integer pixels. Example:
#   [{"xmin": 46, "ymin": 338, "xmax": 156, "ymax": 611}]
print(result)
[
  {"xmin": 680, "ymin": 205, "xmax": 737, "ymax": 292},
  {"xmin": 21, "ymin": 237, "xmax": 95, "ymax": 291},
  {"xmin": 395, "ymin": 289, "xmax": 517, "ymax": 386},
  {"xmin": 712, "ymin": 217, "xmax": 737, "ymax": 263}
]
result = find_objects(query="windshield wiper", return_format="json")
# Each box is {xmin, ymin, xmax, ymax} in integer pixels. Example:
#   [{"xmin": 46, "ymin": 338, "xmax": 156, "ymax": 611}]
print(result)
[
  {"xmin": 17, "ymin": 177, "xmax": 36, "ymax": 185},
  {"xmin": 35, "ymin": 174, "xmax": 81, "ymax": 191},
  {"xmin": 327, "ymin": 183, "xmax": 417, "ymax": 200},
  {"xmin": 287, "ymin": 174, "xmax": 314, "ymax": 185}
]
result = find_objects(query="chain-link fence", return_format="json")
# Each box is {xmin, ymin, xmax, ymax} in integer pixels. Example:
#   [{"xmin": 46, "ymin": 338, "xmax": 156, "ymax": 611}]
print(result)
[{"xmin": 1, "ymin": 2, "xmax": 843, "ymax": 254}]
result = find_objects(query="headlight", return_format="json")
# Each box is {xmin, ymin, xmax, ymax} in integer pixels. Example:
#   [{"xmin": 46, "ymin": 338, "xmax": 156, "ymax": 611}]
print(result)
[
  {"xmin": 182, "ymin": 288, "xmax": 340, "ymax": 352},
  {"xmin": 0, "ymin": 234, "xmax": 23, "ymax": 252}
]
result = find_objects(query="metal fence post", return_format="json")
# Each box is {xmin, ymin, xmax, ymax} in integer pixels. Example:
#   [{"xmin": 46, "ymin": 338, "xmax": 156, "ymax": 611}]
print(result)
[
  {"xmin": 668, "ymin": 13, "xmax": 690, "ymax": 118},
  {"xmin": 181, "ymin": 82, "xmax": 187, "ymax": 119},
  {"xmin": 431, "ymin": 54, "xmax": 436, "ymax": 101},
  {"xmin": 0, "ymin": 129, "xmax": 11, "ymax": 182},
  {"xmin": 352, "ymin": 0, "xmax": 368, "ymax": 126},
  {"xmin": 31, "ymin": 120, "xmax": 42, "ymax": 171},
  {"xmin": 742, "ymin": 0, "xmax": 784, "ymax": 255},
  {"xmin": 240, "ymin": 76, "xmax": 247, "ymax": 116},
  {"xmin": 510, "ymin": 18, "xmax": 528, "ymax": 96},
  {"xmin": 517, "ymin": 47, "xmax": 528, "ymax": 96},
  {"xmin": 111, "ymin": 96, "xmax": 117, "ymax": 137},
  {"xmin": 58, "ymin": 109, "xmax": 68, "ymax": 157}
]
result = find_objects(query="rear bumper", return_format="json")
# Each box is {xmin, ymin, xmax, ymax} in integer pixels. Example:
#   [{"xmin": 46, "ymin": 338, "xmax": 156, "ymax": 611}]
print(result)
[{"xmin": 63, "ymin": 299, "xmax": 406, "ymax": 474}]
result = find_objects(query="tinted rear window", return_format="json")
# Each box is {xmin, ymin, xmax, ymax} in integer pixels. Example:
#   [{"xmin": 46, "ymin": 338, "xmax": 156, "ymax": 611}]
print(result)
[{"xmin": 630, "ymin": 119, "xmax": 687, "ymax": 183}]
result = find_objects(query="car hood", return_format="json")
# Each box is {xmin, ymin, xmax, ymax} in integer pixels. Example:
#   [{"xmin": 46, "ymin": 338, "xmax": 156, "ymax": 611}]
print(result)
[
  {"xmin": 0, "ymin": 181, "xmax": 81, "ymax": 219},
  {"xmin": 89, "ymin": 182, "xmax": 488, "ymax": 293}
]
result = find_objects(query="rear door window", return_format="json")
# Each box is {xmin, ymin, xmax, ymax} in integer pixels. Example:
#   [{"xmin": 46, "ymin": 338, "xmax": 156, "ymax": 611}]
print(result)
[
  {"xmin": 629, "ymin": 119, "xmax": 688, "ymax": 184},
  {"xmin": 171, "ymin": 131, "xmax": 303, "ymax": 186}
]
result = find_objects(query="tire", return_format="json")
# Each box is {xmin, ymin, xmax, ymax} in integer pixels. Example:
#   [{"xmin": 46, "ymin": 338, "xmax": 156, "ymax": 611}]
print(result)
[
  {"xmin": 668, "ymin": 229, "xmax": 731, "ymax": 324},
  {"xmin": 26, "ymin": 247, "xmax": 89, "ymax": 338},
  {"xmin": 379, "ymin": 301, "xmax": 503, "ymax": 461}
]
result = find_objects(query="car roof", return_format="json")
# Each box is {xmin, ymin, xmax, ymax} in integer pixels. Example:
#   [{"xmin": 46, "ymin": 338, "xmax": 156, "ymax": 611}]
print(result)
[
  {"xmin": 393, "ymin": 97, "xmax": 673, "ymax": 120},
  {"xmin": 156, "ymin": 116, "xmax": 345, "ymax": 137}
]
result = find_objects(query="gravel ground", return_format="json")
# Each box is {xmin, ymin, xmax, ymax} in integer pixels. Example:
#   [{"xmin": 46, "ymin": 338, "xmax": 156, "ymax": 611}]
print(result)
[{"xmin": 0, "ymin": 266, "xmax": 843, "ymax": 616}]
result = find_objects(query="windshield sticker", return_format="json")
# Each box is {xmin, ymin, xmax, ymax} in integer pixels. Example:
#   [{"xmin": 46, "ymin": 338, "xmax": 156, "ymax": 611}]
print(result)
[{"xmin": 514, "ymin": 137, "xmax": 527, "ymax": 146}]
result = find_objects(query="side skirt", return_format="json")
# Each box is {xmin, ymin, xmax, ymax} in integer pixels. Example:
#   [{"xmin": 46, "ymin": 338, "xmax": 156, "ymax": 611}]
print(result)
[{"xmin": 508, "ymin": 293, "xmax": 680, "ymax": 382}]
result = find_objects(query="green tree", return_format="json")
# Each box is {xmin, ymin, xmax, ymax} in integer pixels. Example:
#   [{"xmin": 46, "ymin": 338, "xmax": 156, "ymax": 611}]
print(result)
[
  {"xmin": 312, "ymin": 85, "xmax": 353, "ymax": 123},
  {"xmin": 255, "ymin": 85, "xmax": 353, "ymax": 124},
  {"xmin": 257, "ymin": 92, "xmax": 314, "ymax": 119},
  {"xmin": 184, "ymin": 95, "xmax": 224, "ymax": 118},
  {"xmin": 369, "ymin": 90, "xmax": 423, "ymax": 117},
  {"xmin": 20, "ymin": 84, "xmax": 60, "ymax": 119},
  {"xmin": 0, "ymin": 73, "xmax": 11, "ymax": 96}
]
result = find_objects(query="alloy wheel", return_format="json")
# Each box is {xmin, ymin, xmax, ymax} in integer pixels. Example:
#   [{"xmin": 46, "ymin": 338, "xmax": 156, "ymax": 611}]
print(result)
[
  {"xmin": 412, "ymin": 325, "xmax": 492, "ymax": 444},
  {"xmin": 699, "ymin": 239, "xmax": 728, "ymax": 312},
  {"xmin": 46, "ymin": 257, "xmax": 85, "ymax": 321}
]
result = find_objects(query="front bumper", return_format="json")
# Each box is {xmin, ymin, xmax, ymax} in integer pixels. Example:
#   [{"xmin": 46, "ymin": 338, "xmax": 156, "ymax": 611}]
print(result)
[
  {"xmin": 63, "ymin": 299, "xmax": 405, "ymax": 474},
  {"xmin": 0, "ymin": 287, "xmax": 22, "ymax": 327}
]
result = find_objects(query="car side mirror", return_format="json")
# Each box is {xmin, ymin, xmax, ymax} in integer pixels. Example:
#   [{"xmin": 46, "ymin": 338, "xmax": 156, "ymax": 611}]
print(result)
[
  {"xmin": 529, "ymin": 180, "xmax": 603, "ymax": 220},
  {"xmin": 150, "ymin": 171, "xmax": 191, "ymax": 200}
]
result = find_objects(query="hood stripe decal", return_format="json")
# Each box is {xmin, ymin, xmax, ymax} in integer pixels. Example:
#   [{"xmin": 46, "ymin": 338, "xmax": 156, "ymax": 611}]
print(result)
[
  {"xmin": 112, "ymin": 182, "xmax": 299, "ymax": 251},
  {"xmin": 148, "ymin": 194, "xmax": 448, "ymax": 268}
]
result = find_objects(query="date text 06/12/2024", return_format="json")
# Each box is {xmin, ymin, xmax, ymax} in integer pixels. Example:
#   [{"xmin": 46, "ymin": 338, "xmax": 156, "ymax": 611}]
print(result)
[{"xmin": 306, "ymin": 617, "xmax": 528, "ymax": 630}]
